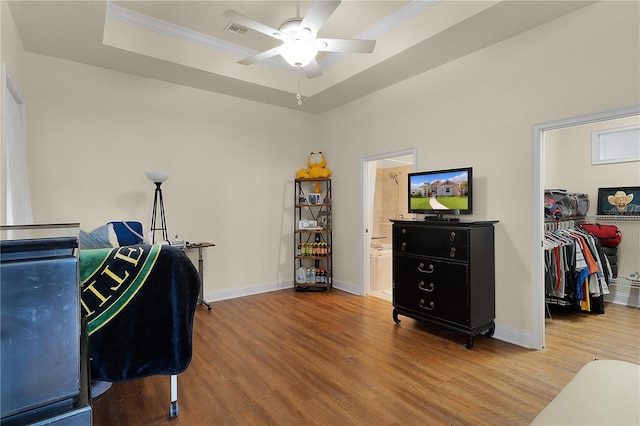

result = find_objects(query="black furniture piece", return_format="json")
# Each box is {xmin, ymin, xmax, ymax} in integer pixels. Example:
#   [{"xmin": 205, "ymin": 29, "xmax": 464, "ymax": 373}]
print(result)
[
  {"xmin": 391, "ymin": 220, "xmax": 498, "ymax": 349},
  {"xmin": 1, "ymin": 224, "xmax": 91, "ymax": 425}
]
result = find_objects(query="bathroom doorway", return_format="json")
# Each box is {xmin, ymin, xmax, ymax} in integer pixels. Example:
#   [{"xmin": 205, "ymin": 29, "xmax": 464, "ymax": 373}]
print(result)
[{"xmin": 361, "ymin": 149, "xmax": 416, "ymax": 301}]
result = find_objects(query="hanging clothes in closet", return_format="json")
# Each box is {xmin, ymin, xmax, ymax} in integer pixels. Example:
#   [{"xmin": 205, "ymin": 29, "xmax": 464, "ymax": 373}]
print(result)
[{"xmin": 543, "ymin": 220, "xmax": 613, "ymax": 314}]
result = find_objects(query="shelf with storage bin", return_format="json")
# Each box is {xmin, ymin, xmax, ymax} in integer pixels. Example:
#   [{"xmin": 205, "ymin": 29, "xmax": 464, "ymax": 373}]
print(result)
[{"xmin": 294, "ymin": 178, "xmax": 332, "ymax": 291}]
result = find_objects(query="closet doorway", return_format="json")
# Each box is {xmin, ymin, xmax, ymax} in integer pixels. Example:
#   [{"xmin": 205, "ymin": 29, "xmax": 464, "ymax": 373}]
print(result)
[
  {"xmin": 361, "ymin": 149, "xmax": 416, "ymax": 301},
  {"xmin": 532, "ymin": 105, "xmax": 640, "ymax": 349}
]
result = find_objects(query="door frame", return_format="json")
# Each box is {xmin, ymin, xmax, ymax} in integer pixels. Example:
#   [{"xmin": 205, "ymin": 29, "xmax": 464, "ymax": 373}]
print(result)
[
  {"xmin": 530, "ymin": 104, "xmax": 640, "ymax": 349},
  {"xmin": 2, "ymin": 64, "xmax": 29, "ymax": 225},
  {"xmin": 361, "ymin": 148, "xmax": 416, "ymax": 296}
]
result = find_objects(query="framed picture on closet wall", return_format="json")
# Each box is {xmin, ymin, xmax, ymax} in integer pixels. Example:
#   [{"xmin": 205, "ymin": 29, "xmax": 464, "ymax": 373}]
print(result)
[{"xmin": 597, "ymin": 186, "xmax": 640, "ymax": 216}]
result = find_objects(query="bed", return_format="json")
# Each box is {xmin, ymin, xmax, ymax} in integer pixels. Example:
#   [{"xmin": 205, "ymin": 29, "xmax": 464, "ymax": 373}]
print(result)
[
  {"xmin": 79, "ymin": 222, "xmax": 200, "ymax": 417},
  {"xmin": 531, "ymin": 359, "xmax": 640, "ymax": 425}
]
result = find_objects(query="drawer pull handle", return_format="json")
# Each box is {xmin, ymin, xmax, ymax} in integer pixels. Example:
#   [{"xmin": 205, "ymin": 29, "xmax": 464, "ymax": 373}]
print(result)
[
  {"xmin": 418, "ymin": 281, "xmax": 434, "ymax": 292},
  {"xmin": 450, "ymin": 232, "xmax": 456, "ymax": 241},
  {"xmin": 419, "ymin": 299, "xmax": 435, "ymax": 310},
  {"xmin": 401, "ymin": 228, "xmax": 407, "ymax": 234},
  {"xmin": 418, "ymin": 263, "xmax": 434, "ymax": 274},
  {"xmin": 401, "ymin": 242, "xmax": 407, "ymax": 251},
  {"xmin": 450, "ymin": 247, "xmax": 456, "ymax": 258}
]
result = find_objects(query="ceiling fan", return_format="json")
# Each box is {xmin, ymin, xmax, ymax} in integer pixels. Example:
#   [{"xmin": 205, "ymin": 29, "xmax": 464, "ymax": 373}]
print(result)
[{"xmin": 222, "ymin": 1, "xmax": 376, "ymax": 79}]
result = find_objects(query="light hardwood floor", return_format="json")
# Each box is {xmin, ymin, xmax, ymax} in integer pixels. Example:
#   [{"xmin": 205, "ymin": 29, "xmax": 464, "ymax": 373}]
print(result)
[{"xmin": 92, "ymin": 289, "xmax": 639, "ymax": 425}]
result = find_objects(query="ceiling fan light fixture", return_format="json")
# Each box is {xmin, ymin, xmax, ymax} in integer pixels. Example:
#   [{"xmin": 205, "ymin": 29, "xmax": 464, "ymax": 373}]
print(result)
[
  {"xmin": 279, "ymin": 40, "xmax": 318, "ymax": 67},
  {"xmin": 224, "ymin": 1, "xmax": 375, "ymax": 78}
]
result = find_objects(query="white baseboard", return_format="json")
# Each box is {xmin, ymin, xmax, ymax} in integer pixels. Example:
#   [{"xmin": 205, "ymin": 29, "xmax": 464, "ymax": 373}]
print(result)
[
  {"xmin": 204, "ymin": 280, "xmax": 293, "ymax": 302},
  {"xmin": 332, "ymin": 279, "xmax": 361, "ymax": 295},
  {"xmin": 493, "ymin": 324, "xmax": 535, "ymax": 349},
  {"xmin": 204, "ymin": 279, "xmax": 362, "ymax": 302}
]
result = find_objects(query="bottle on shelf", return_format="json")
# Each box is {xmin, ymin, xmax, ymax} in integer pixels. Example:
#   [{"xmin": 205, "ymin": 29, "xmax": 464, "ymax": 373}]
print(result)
[{"xmin": 296, "ymin": 267, "xmax": 306, "ymax": 284}]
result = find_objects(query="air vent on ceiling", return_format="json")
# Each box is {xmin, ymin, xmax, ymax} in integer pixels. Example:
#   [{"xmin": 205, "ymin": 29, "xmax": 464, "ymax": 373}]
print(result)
[{"xmin": 224, "ymin": 22, "xmax": 249, "ymax": 35}]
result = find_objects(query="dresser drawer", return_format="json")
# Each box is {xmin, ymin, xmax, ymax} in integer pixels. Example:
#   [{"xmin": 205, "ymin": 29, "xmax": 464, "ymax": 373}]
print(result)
[
  {"xmin": 393, "ymin": 256, "xmax": 468, "ymax": 325},
  {"xmin": 394, "ymin": 225, "xmax": 468, "ymax": 261},
  {"xmin": 393, "ymin": 255, "xmax": 468, "ymax": 292},
  {"xmin": 393, "ymin": 289, "xmax": 469, "ymax": 326}
]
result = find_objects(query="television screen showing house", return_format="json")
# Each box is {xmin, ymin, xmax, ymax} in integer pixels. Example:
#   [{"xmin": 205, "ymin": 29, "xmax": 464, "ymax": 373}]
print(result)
[{"xmin": 409, "ymin": 170, "xmax": 469, "ymax": 211}]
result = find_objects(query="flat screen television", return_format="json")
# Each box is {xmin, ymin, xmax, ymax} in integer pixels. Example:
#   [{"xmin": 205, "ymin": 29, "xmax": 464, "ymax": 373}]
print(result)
[{"xmin": 408, "ymin": 167, "xmax": 472, "ymax": 220}]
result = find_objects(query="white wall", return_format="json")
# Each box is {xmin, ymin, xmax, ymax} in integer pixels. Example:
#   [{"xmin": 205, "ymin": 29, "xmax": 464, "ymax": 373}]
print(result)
[
  {"xmin": 545, "ymin": 116, "xmax": 640, "ymax": 199},
  {"xmin": 3, "ymin": 1, "xmax": 639, "ymax": 345},
  {"xmin": 321, "ymin": 1, "xmax": 640, "ymax": 340},
  {"xmin": 1, "ymin": 1, "xmax": 25, "ymax": 89},
  {"xmin": 23, "ymin": 53, "xmax": 321, "ymax": 296}
]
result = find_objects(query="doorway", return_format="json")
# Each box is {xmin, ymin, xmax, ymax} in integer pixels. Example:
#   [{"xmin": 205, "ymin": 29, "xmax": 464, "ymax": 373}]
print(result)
[
  {"xmin": 2, "ymin": 65, "xmax": 32, "ymax": 225},
  {"xmin": 532, "ymin": 105, "xmax": 640, "ymax": 349},
  {"xmin": 361, "ymin": 148, "xmax": 416, "ymax": 300}
]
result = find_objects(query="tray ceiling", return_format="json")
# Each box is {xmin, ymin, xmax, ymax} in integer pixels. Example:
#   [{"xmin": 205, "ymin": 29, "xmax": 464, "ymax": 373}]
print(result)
[{"xmin": 7, "ymin": 0, "xmax": 595, "ymax": 113}]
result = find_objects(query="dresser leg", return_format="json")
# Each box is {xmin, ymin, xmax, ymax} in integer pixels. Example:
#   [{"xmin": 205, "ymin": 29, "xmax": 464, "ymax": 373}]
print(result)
[
  {"xmin": 392, "ymin": 309, "xmax": 401, "ymax": 324},
  {"xmin": 485, "ymin": 322, "xmax": 495, "ymax": 338},
  {"xmin": 465, "ymin": 336, "xmax": 474, "ymax": 350}
]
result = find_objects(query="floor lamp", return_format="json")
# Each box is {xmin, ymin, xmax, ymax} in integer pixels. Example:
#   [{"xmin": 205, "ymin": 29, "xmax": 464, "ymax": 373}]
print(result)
[{"xmin": 146, "ymin": 171, "xmax": 169, "ymax": 244}]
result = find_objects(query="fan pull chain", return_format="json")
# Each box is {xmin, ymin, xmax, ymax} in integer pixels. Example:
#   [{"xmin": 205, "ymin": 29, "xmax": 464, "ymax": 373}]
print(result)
[{"xmin": 296, "ymin": 71, "xmax": 303, "ymax": 106}]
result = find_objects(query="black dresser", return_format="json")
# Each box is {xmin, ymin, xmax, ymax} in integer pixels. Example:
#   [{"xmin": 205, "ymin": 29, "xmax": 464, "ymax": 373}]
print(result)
[{"xmin": 391, "ymin": 220, "xmax": 498, "ymax": 349}]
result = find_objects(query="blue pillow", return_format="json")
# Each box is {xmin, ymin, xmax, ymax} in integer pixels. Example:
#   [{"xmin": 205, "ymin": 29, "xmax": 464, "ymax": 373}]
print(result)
[{"xmin": 108, "ymin": 221, "xmax": 144, "ymax": 246}]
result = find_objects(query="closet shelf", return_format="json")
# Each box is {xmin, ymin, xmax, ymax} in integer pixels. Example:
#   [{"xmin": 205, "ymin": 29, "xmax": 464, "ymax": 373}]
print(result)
[{"xmin": 593, "ymin": 215, "xmax": 640, "ymax": 221}]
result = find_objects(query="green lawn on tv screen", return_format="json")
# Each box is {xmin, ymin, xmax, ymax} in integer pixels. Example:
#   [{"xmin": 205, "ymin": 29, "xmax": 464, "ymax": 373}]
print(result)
[{"xmin": 410, "ymin": 196, "xmax": 468, "ymax": 210}]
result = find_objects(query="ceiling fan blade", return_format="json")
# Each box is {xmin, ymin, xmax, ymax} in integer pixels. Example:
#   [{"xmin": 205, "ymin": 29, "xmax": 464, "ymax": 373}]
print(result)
[
  {"xmin": 222, "ymin": 9, "xmax": 284, "ymax": 39},
  {"xmin": 238, "ymin": 48, "xmax": 280, "ymax": 65},
  {"xmin": 316, "ymin": 38, "xmax": 376, "ymax": 54},
  {"xmin": 303, "ymin": 59, "xmax": 323, "ymax": 79},
  {"xmin": 300, "ymin": 0, "xmax": 341, "ymax": 35}
]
